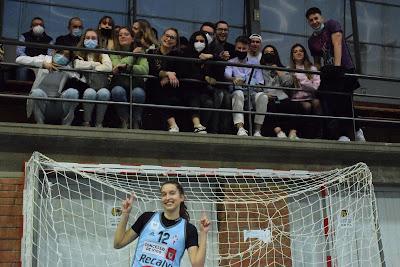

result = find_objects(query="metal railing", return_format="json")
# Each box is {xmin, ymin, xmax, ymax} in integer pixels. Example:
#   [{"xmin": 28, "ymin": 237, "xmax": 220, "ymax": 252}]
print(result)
[{"xmin": 0, "ymin": 39, "xmax": 399, "ymax": 138}]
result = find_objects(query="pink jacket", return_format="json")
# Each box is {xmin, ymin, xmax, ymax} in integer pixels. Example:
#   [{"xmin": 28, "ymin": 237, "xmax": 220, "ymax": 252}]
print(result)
[{"xmin": 291, "ymin": 65, "xmax": 320, "ymax": 101}]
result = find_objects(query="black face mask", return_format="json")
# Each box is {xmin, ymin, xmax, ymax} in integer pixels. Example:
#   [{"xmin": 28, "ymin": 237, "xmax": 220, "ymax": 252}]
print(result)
[
  {"xmin": 236, "ymin": 51, "xmax": 247, "ymax": 60},
  {"xmin": 100, "ymin": 28, "xmax": 112, "ymax": 37},
  {"xmin": 262, "ymin": 53, "xmax": 278, "ymax": 65}
]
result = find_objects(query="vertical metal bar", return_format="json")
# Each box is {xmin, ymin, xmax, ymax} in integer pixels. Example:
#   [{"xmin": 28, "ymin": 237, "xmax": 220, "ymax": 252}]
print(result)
[
  {"xmin": 350, "ymin": 93, "xmax": 357, "ymax": 141},
  {"xmin": 129, "ymin": 73, "xmax": 133, "ymax": 129},
  {"xmin": 0, "ymin": 0, "xmax": 4, "ymax": 37},
  {"xmin": 246, "ymin": 67, "xmax": 255, "ymax": 135},
  {"xmin": 245, "ymin": 0, "xmax": 261, "ymax": 35},
  {"xmin": 350, "ymin": 0, "xmax": 362, "ymax": 73}
]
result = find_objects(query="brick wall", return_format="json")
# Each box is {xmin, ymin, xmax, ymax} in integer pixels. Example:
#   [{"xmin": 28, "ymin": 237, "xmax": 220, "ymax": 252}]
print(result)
[
  {"xmin": 0, "ymin": 178, "xmax": 24, "ymax": 267},
  {"xmin": 218, "ymin": 183, "xmax": 292, "ymax": 267}
]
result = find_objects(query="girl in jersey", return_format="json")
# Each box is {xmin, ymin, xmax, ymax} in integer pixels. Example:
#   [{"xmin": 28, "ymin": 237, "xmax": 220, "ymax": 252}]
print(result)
[{"xmin": 114, "ymin": 180, "xmax": 210, "ymax": 267}]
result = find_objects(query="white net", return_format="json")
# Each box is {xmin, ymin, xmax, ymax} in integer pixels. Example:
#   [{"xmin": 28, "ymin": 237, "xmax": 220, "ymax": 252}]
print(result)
[{"xmin": 22, "ymin": 152, "xmax": 385, "ymax": 267}]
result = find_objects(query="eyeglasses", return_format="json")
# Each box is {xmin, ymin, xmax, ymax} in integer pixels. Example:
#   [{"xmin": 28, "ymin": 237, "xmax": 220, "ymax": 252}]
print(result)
[
  {"xmin": 216, "ymin": 28, "xmax": 229, "ymax": 32},
  {"xmin": 164, "ymin": 34, "xmax": 177, "ymax": 40}
]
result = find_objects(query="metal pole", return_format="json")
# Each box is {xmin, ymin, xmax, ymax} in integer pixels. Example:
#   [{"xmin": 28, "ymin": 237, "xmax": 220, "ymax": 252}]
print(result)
[
  {"xmin": 129, "ymin": 72, "xmax": 133, "ymax": 129},
  {"xmin": 350, "ymin": 0, "xmax": 362, "ymax": 73},
  {"xmin": 246, "ymin": 67, "xmax": 255, "ymax": 135}
]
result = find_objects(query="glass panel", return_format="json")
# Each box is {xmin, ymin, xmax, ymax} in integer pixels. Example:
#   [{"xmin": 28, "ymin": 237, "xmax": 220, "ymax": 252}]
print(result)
[
  {"xmin": 260, "ymin": 0, "xmax": 345, "ymax": 36},
  {"xmin": 137, "ymin": 0, "xmax": 221, "ymax": 23},
  {"xmin": 137, "ymin": 0, "xmax": 244, "ymax": 44},
  {"xmin": 51, "ymin": 0, "xmax": 128, "ymax": 13},
  {"xmin": 2, "ymin": 0, "xmax": 128, "ymax": 40},
  {"xmin": 2, "ymin": 1, "xmax": 22, "ymax": 38}
]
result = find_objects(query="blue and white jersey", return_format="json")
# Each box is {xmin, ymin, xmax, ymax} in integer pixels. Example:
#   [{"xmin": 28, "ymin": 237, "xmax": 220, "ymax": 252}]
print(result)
[{"xmin": 132, "ymin": 212, "xmax": 187, "ymax": 267}]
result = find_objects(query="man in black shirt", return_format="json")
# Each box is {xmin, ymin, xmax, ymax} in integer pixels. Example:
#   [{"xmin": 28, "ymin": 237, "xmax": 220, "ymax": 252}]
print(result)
[{"xmin": 55, "ymin": 17, "xmax": 84, "ymax": 47}]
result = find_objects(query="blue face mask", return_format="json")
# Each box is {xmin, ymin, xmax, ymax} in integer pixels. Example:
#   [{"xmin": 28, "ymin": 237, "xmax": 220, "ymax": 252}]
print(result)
[
  {"xmin": 71, "ymin": 28, "xmax": 82, "ymax": 37},
  {"xmin": 84, "ymin": 39, "xmax": 98, "ymax": 49},
  {"xmin": 53, "ymin": 53, "xmax": 69, "ymax": 66}
]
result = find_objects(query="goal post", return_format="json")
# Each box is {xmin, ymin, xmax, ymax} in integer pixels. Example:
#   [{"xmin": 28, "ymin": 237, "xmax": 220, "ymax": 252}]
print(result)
[{"xmin": 22, "ymin": 152, "xmax": 385, "ymax": 266}]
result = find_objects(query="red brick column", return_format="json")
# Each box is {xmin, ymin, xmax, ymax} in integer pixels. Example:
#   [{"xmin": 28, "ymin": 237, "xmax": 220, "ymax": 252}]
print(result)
[
  {"xmin": 217, "ymin": 184, "xmax": 292, "ymax": 267},
  {"xmin": 0, "ymin": 178, "xmax": 24, "ymax": 267}
]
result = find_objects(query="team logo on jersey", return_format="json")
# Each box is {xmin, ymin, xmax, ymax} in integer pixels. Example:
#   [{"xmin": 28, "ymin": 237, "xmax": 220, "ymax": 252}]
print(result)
[
  {"xmin": 150, "ymin": 220, "xmax": 160, "ymax": 231},
  {"xmin": 166, "ymin": 247, "xmax": 177, "ymax": 261},
  {"xmin": 171, "ymin": 234, "xmax": 178, "ymax": 244}
]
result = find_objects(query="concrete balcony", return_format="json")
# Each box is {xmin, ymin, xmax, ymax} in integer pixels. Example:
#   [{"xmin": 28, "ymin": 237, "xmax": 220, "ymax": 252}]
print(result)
[{"xmin": 0, "ymin": 122, "xmax": 399, "ymax": 184}]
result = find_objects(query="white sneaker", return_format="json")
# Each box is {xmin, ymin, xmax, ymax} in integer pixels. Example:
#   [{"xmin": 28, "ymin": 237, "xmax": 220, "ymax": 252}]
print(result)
[
  {"xmin": 237, "ymin": 127, "xmax": 248, "ymax": 136},
  {"xmin": 355, "ymin": 129, "xmax": 366, "ymax": 142},
  {"xmin": 169, "ymin": 125, "xmax": 179, "ymax": 133},
  {"xmin": 288, "ymin": 130, "xmax": 299, "ymax": 140},
  {"xmin": 276, "ymin": 131, "xmax": 287, "ymax": 138},
  {"xmin": 121, "ymin": 119, "xmax": 128, "ymax": 129},
  {"xmin": 338, "ymin": 136, "xmax": 351, "ymax": 142},
  {"xmin": 253, "ymin": 131, "xmax": 262, "ymax": 137}
]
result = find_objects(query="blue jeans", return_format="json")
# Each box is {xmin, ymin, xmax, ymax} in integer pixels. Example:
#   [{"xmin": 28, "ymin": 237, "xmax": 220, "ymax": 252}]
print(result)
[
  {"xmin": 30, "ymin": 88, "xmax": 79, "ymax": 125},
  {"xmin": 82, "ymin": 88, "xmax": 110, "ymax": 125},
  {"xmin": 111, "ymin": 86, "xmax": 145, "ymax": 123}
]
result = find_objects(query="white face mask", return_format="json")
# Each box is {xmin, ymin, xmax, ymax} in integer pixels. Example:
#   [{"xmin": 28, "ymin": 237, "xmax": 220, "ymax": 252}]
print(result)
[
  {"xmin": 205, "ymin": 33, "xmax": 213, "ymax": 44},
  {"xmin": 313, "ymin": 23, "xmax": 325, "ymax": 34},
  {"xmin": 194, "ymin": 41, "xmax": 206, "ymax": 53},
  {"xmin": 32, "ymin": 25, "xmax": 45, "ymax": 36}
]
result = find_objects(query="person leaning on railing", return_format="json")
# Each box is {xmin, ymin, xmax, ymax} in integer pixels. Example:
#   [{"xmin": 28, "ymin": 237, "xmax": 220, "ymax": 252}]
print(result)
[
  {"xmin": 178, "ymin": 30, "xmax": 222, "ymax": 134},
  {"xmin": 73, "ymin": 28, "xmax": 113, "ymax": 128},
  {"xmin": 16, "ymin": 49, "xmax": 81, "ymax": 125},
  {"xmin": 224, "ymin": 36, "xmax": 268, "ymax": 137},
  {"xmin": 260, "ymin": 45, "xmax": 301, "ymax": 139},
  {"xmin": 306, "ymin": 7, "xmax": 365, "ymax": 142},
  {"xmin": 145, "ymin": 28, "xmax": 186, "ymax": 133},
  {"xmin": 109, "ymin": 26, "xmax": 149, "ymax": 129},
  {"xmin": 289, "ymin": 43, "xmax": 323, "ymax": 139}
]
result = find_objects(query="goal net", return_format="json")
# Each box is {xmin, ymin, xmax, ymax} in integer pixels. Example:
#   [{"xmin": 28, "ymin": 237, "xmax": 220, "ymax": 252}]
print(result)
[{"xmin": 22, "ymin": 152, "xmax": 385, "ymax": 267}]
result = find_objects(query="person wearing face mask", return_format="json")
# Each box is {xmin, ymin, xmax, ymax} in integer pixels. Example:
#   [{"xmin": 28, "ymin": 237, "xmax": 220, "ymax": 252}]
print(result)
[
  {"xmin": 16, "ymin": 17, "xmax": 54, "ymax": 81},
  {"xmin": 199, "ymin": 22, "xmax": 232, "ymax": 134},
  {"xmin": 97, "ymin": 16, "xmax": 115, "ymax": 50},
  {"xmin": 180, "ymin": 31, "xmax": 218, "ymax": 134},
  {"xmin": 73, "ymin": 29, "xmax": 112, "ymax": 128},
  {"xmin": 260, "ymin": 45, "xmax": 303, "ymax": 139},
  {"xmin": 55, "ymin": 17, "xmax": 84, "ymax": 47},
  {"xmin": 224, "ymin": 36, "xmax": 268, "ymax": 137},
  {"xmin": 306, "ymin": 7, "xmax": 364, "ymax": 142},
  {"xmin": 16, "ymin": 50, "xmax": 81, "ymax": 125}
]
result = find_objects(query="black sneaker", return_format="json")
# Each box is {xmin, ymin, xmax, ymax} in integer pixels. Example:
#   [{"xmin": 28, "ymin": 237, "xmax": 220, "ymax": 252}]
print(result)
[{"xmin": 194, "ymin": 126, "xmax": 207, "ymax": 134}]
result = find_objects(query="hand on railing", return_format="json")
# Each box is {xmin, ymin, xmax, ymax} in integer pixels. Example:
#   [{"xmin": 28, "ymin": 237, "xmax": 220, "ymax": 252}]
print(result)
[
  {"xmin": 205, "ymin": 76, "xmax": 216, "ymax": 86},
  {"xmin": 42, "ymin": 61, "xmax": 60, "ymax": 72},
  {"xmin": 166, "ymin": 71, "xmax": 179, "ymax": 88},
  {"xmin": 233, "ymin": 77, "xmax": 245, "ymax": 86},
  {"xmin": 133, "ymin": 47, "xmax": 144, "ymax": 53},
  {"xmin": 219, "ymin": 51, "xmax": 230, "ymax": 61},
  {"xmin": 112, "ymin": 64, "xmax": 127, "ymax": 75},
  {"xmin": 199, "ymin": 53, "xmax": 213, "ymax": 60}
]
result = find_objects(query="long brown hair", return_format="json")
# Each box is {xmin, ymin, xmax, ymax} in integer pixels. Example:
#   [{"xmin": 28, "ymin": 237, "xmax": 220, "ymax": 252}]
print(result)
[
  {"xmin": 75, "ymin": 28, "xmax": 102, "ymax": 63},
  {"xmin": 133, "ymin": 19, "xmax": 159, "ymax": 48},
  {"xmin": 161, "ymin": 180, "xmax": 190, "ymax": 221},
  {"xmin": 290, "ymin": 43, "xmax": 313, "ymax": 80},
  {"xmin": 112, "ymin": 26, "xmax": 134, "ymax": 52}
]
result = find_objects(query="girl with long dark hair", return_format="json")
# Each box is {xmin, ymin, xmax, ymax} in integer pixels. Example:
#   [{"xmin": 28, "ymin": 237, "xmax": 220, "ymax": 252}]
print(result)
[{"xmin": 114, "ymin": 180, "xmax": 210, "ymax": 267}]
